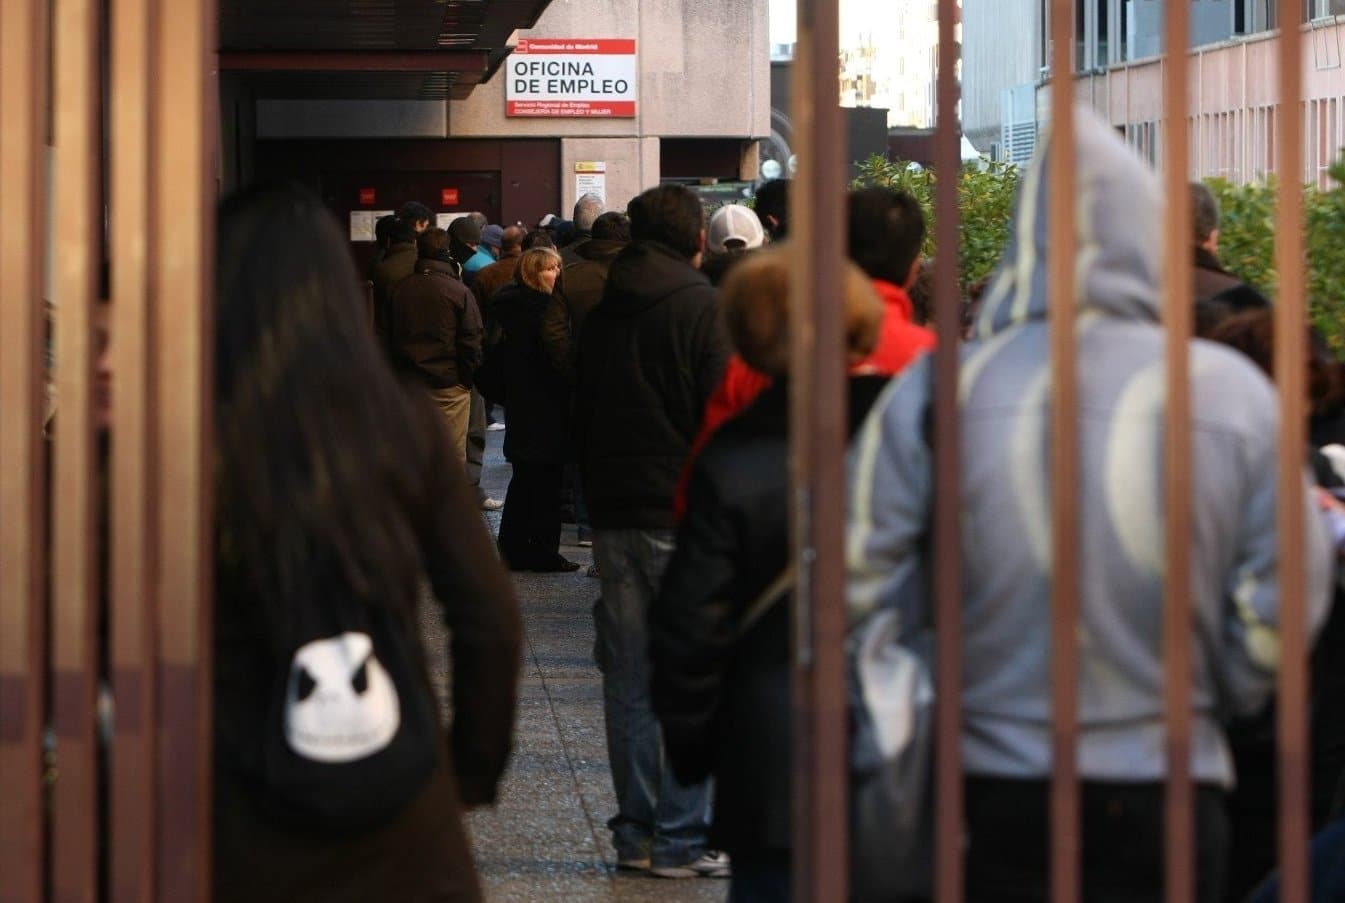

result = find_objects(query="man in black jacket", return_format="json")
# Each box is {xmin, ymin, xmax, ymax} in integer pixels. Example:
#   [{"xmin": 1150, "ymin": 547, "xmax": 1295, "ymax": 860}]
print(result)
[
  {"xmin": 387, "ymin": 227, "xmax": 483, "ymax": 465},
  {"xmin": 1190, "ymin": 181, "xmax": 1270, "ymax": 335},
  {"xmin": 576, "ymin": 184, "xmax": 731, "ymax": 879}
]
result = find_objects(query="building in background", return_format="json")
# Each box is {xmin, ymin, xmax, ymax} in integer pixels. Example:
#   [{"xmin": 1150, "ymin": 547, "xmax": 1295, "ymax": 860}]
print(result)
[
  {"xmin": 221, "ymin": 0, "xmax": 770, "ymax": 269},
  {"xmin": 839, "ymin": 0, "xmax": 941, "ymax": 128},
  {"xmin": 963, "ymin": 0, "xmax": 1345, "ymax": 181}
]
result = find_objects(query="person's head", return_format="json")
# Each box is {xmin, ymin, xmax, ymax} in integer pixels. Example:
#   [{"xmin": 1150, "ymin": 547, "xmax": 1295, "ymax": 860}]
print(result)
[
  {"xmin": 554, "ymin": 220, "xmax": 579, "ymax": 248},
  {"xmin": 521, "ymin": 228, "xmax": 556, "ymax": 251},
  {"xmin": 390, "ymin": 216, "xmax": 419, "ymax": 245},
  {"xmin": 627, "ymin": 184, "xmax": 706, "ymax": 263},
  {"xmin": 848, "ymin": 187, "xmax": 926, "ymax": 289},
  {"xmin": 591, "ymin": 211, "xmax": 631, "ymax": 243},
  {"xmin": 707, "ymin": 204, "xmax": 766, "ymax": 254},
  {"xmin": 753, "ymin": 179, "xmax": 790, "ymax": 240},
  {"xmin": 466, "ymin": 211, "xmax": 488, "ymax": 232},
  {"xmin": 573, "ymin": 193, "xmax": 605, "ymax": 233},
  {"xmin": 373, "ymin": 214, "xmax": 398, "ymax": 250},
  {"xmin": 518, "ymin": 247, "xmax": 563, "ymax": 295},
  {"xmin": 537, "ymin": 213, "xmax": 560, "ymax": 231},
  {"xmin": 721, "ymin": 244, "xmax": 883, "ymax": 376},
  {"xmin": 1207, "ymin": 307, "xmax": 1345, "ymax": 420},
  {"xmin": 396, "ymin": 201, "xmax": 433, "ymax": 233},
  {"xmin": 1191, "ymin": 182, "xmax": 1220, "ymax": 254},
  {"xmin": 499, "ymin": 225, "xmax": 526, "ymax": 257},
  {"xmin": 216, "ymin": 182, "xmax": 431, "ymax": 633},
  {"xmin": 416, "ymin": 227, "xmax": 452, "ymax": 262},
  {"xmin": 448, "ymin": 216, "xmax": 481, "ymax": 250},
  {"xmin": 906, "ymin": 258, "xmax": 935, "ymax": 326},
  {"xmin": 480, "ymin": 224, "xmax": 505, "ymax": 257}
]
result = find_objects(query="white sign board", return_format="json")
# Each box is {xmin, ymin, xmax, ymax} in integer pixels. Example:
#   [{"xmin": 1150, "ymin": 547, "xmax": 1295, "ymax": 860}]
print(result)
[
  {"xmin": 436, "ymin": 212, "xmax": 470, "ymax": 230},
  {"xmin": 507, "ymin": 39, "xmax": 637, "ymax": 118},
  {"xmin": 575, "ymin": 161, "xmax": 607, "ymax": 205},
  {"xmin": 349, "ymin": 209, "xmax": 394, "ymax": 242}
]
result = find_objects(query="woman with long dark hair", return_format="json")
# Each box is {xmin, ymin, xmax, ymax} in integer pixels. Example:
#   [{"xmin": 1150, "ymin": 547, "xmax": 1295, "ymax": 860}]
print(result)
[
  {"xmin": 492, "ymin": 246, "xmax": 579, "ymax": 572},
  {"xmin": 212, "ymin": 183, "xmax": 521, "ymax": 903}
]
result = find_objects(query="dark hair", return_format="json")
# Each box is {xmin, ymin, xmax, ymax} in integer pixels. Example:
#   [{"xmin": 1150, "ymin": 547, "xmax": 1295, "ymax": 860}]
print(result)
[
  {"xmin": 591, "ymin": 211, "xmax": 631, "ymax": 243},
  {"xmin": 1191, "ymin": 182, "xmax": 1219, "ymax": 245},
  {"xmin": 848, "ymin": 187, "xmax": 926, "ymax": 287},
  {"xmin": 417, "ymin": 227, "xmax": 451, "ymax": 260},
  {"xmin": 554, "ymin": 220, "xmax": 579, "ymax": 248},
  {"xmin": 374, "ymin": 214, "xmax": 398, "ymax": 247},
  {"xmin": 216, "ymin": 183, "xmax": 433, "ymax": 645},
  {"xmin": 905, "ymin": 258, "xmax": 934, "ymax": 326},
  {"xmin": 521, "ymin": 229, "xmax": 556, "ymax": 250},
  {"xmin": 1207, "ymin": 307, "xmax": 1345, "ymax": 419},
  {"xmin": 753, "ymin": 179, "xmax": 790, "ymax": 239},
  {"xmin": 396, "ymin": 201, "xmax": 433, "ymax": 225},
  {"xmin": 627, "ymin": 184, "xmax": 704, "ymax": 260},
  {"xmin": 390, "ymin": 217, "xmax": 418, "ymax": 244}
]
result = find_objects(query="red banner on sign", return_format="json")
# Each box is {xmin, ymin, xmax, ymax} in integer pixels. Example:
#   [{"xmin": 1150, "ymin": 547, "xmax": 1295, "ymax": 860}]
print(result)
[
  {"xmin": 507, "ymin": 100, "xmax": 636, "ymax": 118},
  {"xmin": 358, "ymin": 187, "xmax": 376, "ymax": 205},
  {"xmin": 516, "ymin": 38, "xmax": 635, "ymax": 55},
  {"xmin": 441, "ymin": 188, "xmax": 460, "ymax": 207}
]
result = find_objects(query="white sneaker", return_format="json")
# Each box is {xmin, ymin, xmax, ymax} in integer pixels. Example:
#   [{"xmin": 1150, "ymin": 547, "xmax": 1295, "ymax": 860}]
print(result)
[
  {"xmin": 650, "ymin": 850, "xmax": 731, "ymax": 879},
  {"xmin": 486, "ymin": 422, "xmax": 506, "ymax": 432},
  {"xmin": 480, "ymin": 497, "xmax": 504, "ymax": 511}
]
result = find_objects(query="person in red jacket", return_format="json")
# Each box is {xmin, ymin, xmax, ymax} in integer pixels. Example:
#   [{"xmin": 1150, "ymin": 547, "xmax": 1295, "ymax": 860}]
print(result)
[{"xmin": 675, "ymin": 187, "xmax": 935, "ymax": 519}]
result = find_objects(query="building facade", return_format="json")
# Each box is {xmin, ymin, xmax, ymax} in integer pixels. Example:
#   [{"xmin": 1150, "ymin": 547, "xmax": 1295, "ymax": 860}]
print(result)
[
  {"xmin": 963, "ymin": 0, "xmax": 1345, "ymax": 182},
  {"xmin": 222, "ymin": 0, "xmax": 770, "ymax": 254}
]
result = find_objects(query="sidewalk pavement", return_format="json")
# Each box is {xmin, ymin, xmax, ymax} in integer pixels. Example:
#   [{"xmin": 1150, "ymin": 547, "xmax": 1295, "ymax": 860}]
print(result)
[{"xmin": 421, "ymin": 427, "xmax": 728, "ymax": 902}]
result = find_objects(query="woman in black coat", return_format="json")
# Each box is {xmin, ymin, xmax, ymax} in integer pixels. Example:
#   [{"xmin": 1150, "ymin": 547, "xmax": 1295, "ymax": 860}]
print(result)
[
  {"xmin": 493, "ymin": 247, "xmax": 579, "ymax": 572},
  {"xmin": 649, "ymin": 248, "xmax": 889, "ymax": 902}
]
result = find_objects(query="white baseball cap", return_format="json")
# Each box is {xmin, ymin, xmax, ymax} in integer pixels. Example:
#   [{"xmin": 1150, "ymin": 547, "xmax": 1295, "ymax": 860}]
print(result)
[{"xmin": 707, "ymin": 204, "xmax": 766, "ymax": 253}]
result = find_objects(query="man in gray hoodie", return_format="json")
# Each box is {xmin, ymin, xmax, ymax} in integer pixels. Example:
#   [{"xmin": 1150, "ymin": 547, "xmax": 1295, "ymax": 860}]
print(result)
[{"xmin": 846, "ymin": 110, "xmax": 1333, "ymax": 899}]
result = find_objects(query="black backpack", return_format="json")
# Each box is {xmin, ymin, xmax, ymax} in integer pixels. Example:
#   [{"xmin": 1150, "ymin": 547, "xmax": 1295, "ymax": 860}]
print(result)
[{"xmin": 234, "ymin": 572, "xmax": 442, "ymax": 832}]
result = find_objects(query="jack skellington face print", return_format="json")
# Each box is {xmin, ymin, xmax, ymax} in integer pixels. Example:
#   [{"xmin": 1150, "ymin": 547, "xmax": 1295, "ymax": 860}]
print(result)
[{"xmin": 284, "ymin": 632, "xmax": 400, "ymax": 762}]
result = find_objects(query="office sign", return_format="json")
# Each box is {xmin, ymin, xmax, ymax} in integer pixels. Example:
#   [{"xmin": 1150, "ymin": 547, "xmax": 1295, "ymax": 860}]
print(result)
[{"xmin": 507, "ymin": 39, "xmax": 637, "ymax": 118}]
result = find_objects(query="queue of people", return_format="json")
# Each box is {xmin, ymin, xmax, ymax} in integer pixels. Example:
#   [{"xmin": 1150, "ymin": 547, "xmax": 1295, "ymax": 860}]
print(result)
[{"xmin": 193, "ymin": 107, "xmax": 1345, "ymax": 902}]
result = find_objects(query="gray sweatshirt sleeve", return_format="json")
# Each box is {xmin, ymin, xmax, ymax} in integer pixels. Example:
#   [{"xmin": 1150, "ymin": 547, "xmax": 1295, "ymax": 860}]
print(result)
[
  {"xmin": 845, "ymin": 362, "xmax": 933, "ymax": 630},
  {"xmin": 1216, "ymin": 418, "xmax": 1334, "ymax": 719}
]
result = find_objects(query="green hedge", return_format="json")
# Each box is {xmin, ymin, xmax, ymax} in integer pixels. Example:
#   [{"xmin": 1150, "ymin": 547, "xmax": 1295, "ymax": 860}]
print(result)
[{"xmin": 853, "ymin": 154, "xmax": 1345, "ymax": 347}]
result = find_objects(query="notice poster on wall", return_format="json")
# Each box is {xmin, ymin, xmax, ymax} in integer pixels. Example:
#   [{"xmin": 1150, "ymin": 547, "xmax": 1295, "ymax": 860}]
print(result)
[
  {"xmin": 350, "ymin": 209, "xmax": 394, "ymax": 242},
  {"xmin": 575, "ymin": 161, "xmax": 607, "ymax": 204},
  {"xmin": 506, "ymin": 39, "xmax": 637, "ymax": 118}
]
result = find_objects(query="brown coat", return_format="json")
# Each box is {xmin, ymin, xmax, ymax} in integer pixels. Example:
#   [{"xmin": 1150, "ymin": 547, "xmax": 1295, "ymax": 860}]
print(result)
[
  {"xmin": 214, "ymin": 405, "xmax": 522, "ymax": 903},
  {"xmin": 388, "ymin": 258, "xmax": 484, "ymax": 389},
  {"xmin": 371, "ymin": 241, "xmax": 419, "ymax": 349}
]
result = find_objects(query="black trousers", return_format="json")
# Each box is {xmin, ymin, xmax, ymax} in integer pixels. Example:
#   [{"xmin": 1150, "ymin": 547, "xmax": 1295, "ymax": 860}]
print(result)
[
  {"xmin": 964, "ymin": 777, "xmax": 1229, "ymax": 903},
  {"xmin": 466, "ymin": 389, "xmax": 486, "ymax": 500},
  {"xmin": 497, "ymin": 458, "xmax": 563, "ymax": 568}
]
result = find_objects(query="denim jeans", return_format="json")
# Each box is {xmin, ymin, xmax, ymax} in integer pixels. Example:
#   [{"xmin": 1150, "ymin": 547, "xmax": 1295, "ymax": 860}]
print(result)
[{"xmin": 592, "ymin": 528, "xmax": 712, "ymax": 868}]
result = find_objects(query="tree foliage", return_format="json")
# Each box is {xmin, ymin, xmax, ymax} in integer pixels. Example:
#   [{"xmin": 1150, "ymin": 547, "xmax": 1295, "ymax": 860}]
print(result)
[
  {"xmin": 854, "ymin": 153, "xmax": 1345, "ymax": 348},
  {"xmin": 852, "ymin": 155, "xmax": 1020, "ymax": 291}
]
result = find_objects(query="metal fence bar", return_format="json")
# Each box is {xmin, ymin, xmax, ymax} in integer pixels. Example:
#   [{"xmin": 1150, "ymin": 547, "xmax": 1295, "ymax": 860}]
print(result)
[
  {"xmin": 1161, "ymin": 2, "xmax": 1196, "ymax": 901},
  {"xmin": 0, "ymin": 0, "xmax": 51, "ymax": 899},
  {"xmin": 788, "ymin": 0, "xmax": 849, "ymax": 897},
  {"xmin": 151, "ymin": 0, "xmax": 216, "ymax": 897},
  {"xmin": 931, "ymin": 1, "xmax": 964, "ymax": 900},
  {"xmin": 1047, "ymin": 1, "xmax": 1081, "ymax": 901},
  {"xmin": 110, "ymin": 0, "xmax": 160, "ymax": 898},
  {"xmin": 50, "ymin": 0, "xmax": 105, "ymax": 896},
  {"xmin": 1273, "ymin": 3, "xmax": 1309, "ymax": 901}
]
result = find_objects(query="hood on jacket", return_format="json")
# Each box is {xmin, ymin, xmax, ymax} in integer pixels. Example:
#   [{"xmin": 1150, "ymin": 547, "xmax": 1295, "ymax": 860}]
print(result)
[
  {"xmin": 601, "ymin": 241, "xmax": 710, "ymax": 317},
  {"xmin": 974, "ymin": 108, "xmax": 1163, "ymax": 340}
]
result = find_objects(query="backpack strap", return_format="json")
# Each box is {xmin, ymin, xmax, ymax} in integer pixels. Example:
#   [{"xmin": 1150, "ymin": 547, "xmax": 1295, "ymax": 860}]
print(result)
[{"xmin": 737, "ymin": 563, "xmax": 797, "ymax": 638}]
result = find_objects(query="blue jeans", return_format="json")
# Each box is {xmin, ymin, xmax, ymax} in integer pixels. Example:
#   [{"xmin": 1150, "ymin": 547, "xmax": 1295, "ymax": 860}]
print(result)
[{"xmin": 593, "ymin": 528, "xmax": 712, "ymax": 868}]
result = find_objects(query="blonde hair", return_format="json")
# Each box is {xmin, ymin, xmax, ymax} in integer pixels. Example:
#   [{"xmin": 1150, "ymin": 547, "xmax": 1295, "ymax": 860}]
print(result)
[
  {"xmin": 721, "ymin": 245, "xmax": 883, "ymax": 377},
  {"xmin": 517, "ymin": 247, "xmax": 563, "ymax": 293}
]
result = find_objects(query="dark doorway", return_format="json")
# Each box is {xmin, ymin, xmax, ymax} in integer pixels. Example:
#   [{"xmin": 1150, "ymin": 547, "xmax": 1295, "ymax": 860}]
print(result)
[{"xmin": 323, "ymin": 171, "xmax": 502, "ymax": 275}]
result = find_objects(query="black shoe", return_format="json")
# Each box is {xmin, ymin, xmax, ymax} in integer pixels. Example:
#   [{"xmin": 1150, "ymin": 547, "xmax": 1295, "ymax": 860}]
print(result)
[{"xmin": 533, "ymin": 556, "xmax": 581, "ymax": 573}]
